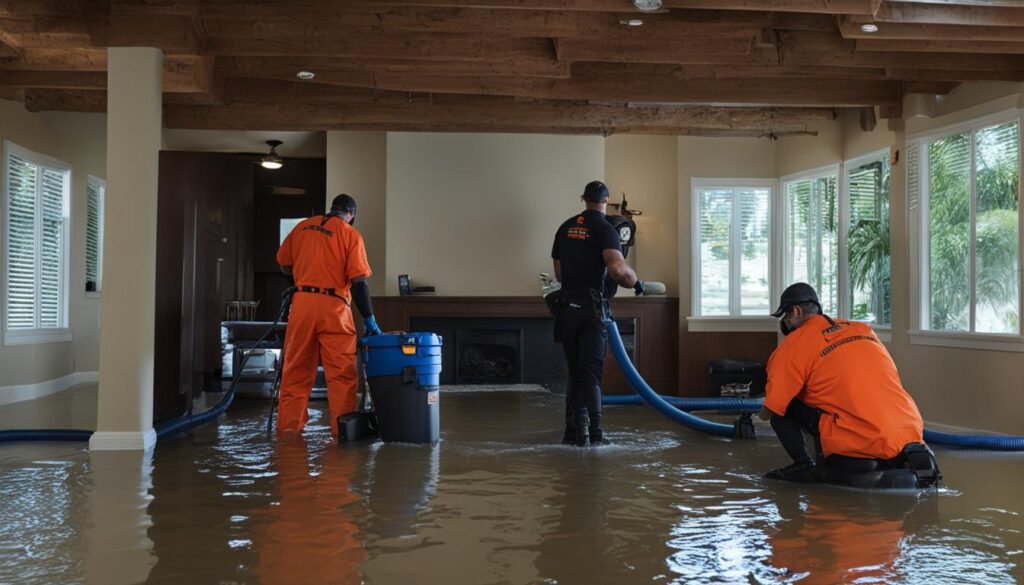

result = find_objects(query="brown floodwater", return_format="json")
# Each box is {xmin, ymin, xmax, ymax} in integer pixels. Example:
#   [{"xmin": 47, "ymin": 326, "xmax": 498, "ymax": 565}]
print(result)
[{"xmin": 1, "ymin": 388, "xmax": 1022, "ymax": 584}]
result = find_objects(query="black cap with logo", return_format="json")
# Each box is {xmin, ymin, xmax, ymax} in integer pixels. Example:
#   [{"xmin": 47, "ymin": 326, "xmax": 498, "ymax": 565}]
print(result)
[{"xmin": 771, "ymin": 282, "xmax": 821, "ymax": 317}]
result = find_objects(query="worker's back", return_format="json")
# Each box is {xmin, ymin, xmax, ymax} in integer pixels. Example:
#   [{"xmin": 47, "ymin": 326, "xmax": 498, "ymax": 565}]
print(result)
[
  {"xmin": 277, "ymin": 214, "xmax": 371, "ymax": 296},
  {"xmin": 766, "ymin": 315, "xmax": 923, "ymax": 459}
]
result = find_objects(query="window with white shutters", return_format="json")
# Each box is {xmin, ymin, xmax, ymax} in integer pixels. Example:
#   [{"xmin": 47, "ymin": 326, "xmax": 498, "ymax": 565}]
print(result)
[
  {"xmin": 3, "ymin": 141, "xmax": 72, "ymax": 345},
  {"xmin": 692, "ymin": 179, "xmax": 774, "ymax": 317},
  {"xmin": 85, "ymin": 176, "xmax": 105, "ymax": 294}
]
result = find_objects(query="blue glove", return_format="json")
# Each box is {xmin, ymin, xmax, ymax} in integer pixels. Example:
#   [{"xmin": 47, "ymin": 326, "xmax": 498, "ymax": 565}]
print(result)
[{"xmin": 364, "ymin": 315, "xmax": 382, "ymax": 336}]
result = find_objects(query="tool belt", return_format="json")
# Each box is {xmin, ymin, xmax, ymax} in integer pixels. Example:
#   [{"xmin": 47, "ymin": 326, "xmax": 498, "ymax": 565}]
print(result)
[{"xmin": 295, "ymin": 285, "xmax": 350, "ymax": 305}]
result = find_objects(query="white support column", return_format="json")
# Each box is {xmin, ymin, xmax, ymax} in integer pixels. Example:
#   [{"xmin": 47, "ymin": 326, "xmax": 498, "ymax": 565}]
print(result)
[{"xmin": 89, "ymin": 47, "xmax": 163, "ymax": 451}]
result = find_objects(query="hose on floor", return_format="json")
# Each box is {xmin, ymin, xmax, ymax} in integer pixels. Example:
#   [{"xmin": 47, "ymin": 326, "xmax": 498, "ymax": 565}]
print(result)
[
  {"xmin": 604, "ymin": 319, "xmax": 1024, "ymax": 450},
  {"xmin": 0, "ymin": 289, "xmax": 294, "ymax": 445}
]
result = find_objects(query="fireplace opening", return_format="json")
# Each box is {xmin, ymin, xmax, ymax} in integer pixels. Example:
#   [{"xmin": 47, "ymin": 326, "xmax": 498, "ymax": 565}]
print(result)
[{"xmin": 455, "ymin": 329, "xmax": 523, "ymax": 384}]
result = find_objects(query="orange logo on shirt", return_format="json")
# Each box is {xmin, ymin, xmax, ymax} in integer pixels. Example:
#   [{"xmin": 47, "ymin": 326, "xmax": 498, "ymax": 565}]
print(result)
[
  {"xmin": 567, "ymin": 226, "xmax": 589, "ymax": 240},
  {"xmin": 576, "ymin": 216, "xmax": 585, "ymax": 224}
]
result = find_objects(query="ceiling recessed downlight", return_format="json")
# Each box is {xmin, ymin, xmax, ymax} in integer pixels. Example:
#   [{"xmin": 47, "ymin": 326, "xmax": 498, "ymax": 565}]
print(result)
[
  {"xmin": 631, "ymin": 0, "xmax": 662, "ymax": 12},
  {"xmin": 296, "ymin": 70, "xmax": 316, "ymax": 80},
  {"xmin": 860, "ymin": 23, "xmax": 879, "ymax": 33},
  {"xmin": 619, "ymin": 18, "xmax": 644, "ymax": 26}
]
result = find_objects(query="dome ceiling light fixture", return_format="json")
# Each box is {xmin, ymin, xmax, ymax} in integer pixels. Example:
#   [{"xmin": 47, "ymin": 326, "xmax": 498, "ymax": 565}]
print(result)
[
  {"xmin": 296, "ymin": 70, "xmax": 316, "ymax": 80},
  {"xmin": 860, "ymin": 23, "xmax": 879, "ymax": 33},
  {"xmin": 619, "ymin": 18, "xmax": 644, "ymax": 26},
  {"xmin": 631, "ymin": 0, "xmax": 662, "ymax": 12},
  {"xmin": 260, "ymin": 140, "xmax": 284, "ymax": 170}
]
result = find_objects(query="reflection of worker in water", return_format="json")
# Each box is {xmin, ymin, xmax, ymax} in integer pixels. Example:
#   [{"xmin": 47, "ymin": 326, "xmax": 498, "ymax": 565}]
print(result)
[
  {"xmin": 769, "ymin": 494, "xmax": 916, "ymax": 584},
  {"xmin": 551, "ymin": 180, "xmax": 645, "ymax": 446},
  {"xmin": 759, "ymin": 283, "xmax": 931, "ymax": 481},
  {"xmin": 277, "ymin": 194, "xmax": 383, "ymax": 436},
  {"xmin": 254, "ymin": 437, "xmax": 367, "ymax": 584}
]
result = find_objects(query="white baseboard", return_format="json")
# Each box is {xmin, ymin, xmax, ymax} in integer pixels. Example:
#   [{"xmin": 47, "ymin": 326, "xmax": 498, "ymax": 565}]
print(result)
[
  {"xmin": 0, "ymin": 370, "xmax": 99, "ymax": 407},
  {"xmin": 89, "ymin": 429, "xmax": 157, "ymax": 451}
]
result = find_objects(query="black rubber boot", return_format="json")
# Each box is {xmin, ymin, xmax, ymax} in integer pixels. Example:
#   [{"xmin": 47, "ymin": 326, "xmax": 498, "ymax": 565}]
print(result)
[
  {"xmin": 574, "ymin": 408, "xmax": 590, "ymax": 447},
  {"xmin": 764, "ymin": 461, "xmax": 818, "ymax": 483},
  {"xmin": 561, "ymin": 408, "xmax": 576, "ymax": 444},
  {"xmin": 588, "ymin": 413, "xmax": 610, "ymax": 446}
]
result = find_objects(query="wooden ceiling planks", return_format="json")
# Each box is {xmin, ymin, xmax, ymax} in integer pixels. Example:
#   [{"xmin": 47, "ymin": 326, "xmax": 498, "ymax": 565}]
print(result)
[{"xmin": 0, "ymin": 0, "xmax": 1023, "ymax": 134}]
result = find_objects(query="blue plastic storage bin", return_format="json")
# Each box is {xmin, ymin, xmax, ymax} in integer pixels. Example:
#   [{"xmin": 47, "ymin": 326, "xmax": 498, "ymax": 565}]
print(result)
[{"xmin": 361, "ymin": 332, "xmax": 442, "ymax": 443}]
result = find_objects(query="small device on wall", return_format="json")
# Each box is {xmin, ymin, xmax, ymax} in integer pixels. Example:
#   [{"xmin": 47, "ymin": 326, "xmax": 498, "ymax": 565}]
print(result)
[{"xmin": 398, "ymin": 274, "xmax": 412, "ymax": 296}]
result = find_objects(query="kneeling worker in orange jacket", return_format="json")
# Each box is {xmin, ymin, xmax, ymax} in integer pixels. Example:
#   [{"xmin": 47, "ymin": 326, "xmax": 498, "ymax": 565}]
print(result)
[
  {"xmin": 759, "ymin": 282, "xmax": 930, "ymax": 482},
  {"xmin": 276, "ymin": 193, "xmax": 382, "ymax": 436}
]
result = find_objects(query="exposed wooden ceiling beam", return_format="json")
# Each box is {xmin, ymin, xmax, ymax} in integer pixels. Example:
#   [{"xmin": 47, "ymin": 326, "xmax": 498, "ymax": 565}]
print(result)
[
  {"xmin": 839, "ymin": 17, "xmax": 1024, "ymax": 42},
  {"xmin": 164, "ymin": 55, "xmax": 215, "ymax": 93},
  {"xmin": 163, "ymin": 99, "xmax": 835, "ymax": 132},
  {"xmin": 779, "ymin": 30, "xmax": 1024, "ymax": 70},
  {"xmin": 203, "ymin": 34, "xmax": 559, "ymax": 63},
  {"xmin": 221, "ymin": 55, "xmax": 571, "ymax": 79},
  {"xmin": 197, "ymin": 7, "xmax": 771, "ymax": 39},
  {"xmin": 0, "ymin": 26, "xmax": 22, "ymax": 59},
  {"xmin": 862, "ymin": 2, "xmax": 1024, "ymax": 27},
  {"xmin": 556, "ymin": 38, "xmax": 770, "ymax": 65},
  {"xmin": 0, "ymin": 70, "xmax": 105, "ymax": 89},
  {"xmin": 23, "ymin": 88, "xmax": 105, "ymax": 112},
  {"xmin": 280, "ymin": 70, "xmax": 900, "ymax": 106},
  {"xmin": 855, "ymin": 39, "xmax": 1024, "ymax": 55},
  {"xmin": 883, "ymin": 67, "xmax": 1024, "ymax": 83},
  {"xmin": 661, "ymin": 0, "xmax": 878, "ymax": 14}
]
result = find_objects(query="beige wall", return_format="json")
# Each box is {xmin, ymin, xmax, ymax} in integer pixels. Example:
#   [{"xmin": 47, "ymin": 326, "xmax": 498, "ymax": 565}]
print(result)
[
  {"xmin": 677, "ymin": 136, "xmax": 776, "ymax": 316},
  {"xmin": 0, "ymin": 100, "xmax": 105, "ymax": 391},
  {"xmin": 385, "ymin": 132, "xmax": 604, "ymax": 296},
  {"xmin": 605, "ymin": 134, "xmax": 679, "ymax": 296},
  {"xmin": 775, "ymin": 120, "xmax": 843, "ymax": 178},
  {"xmin": 326, "ymin": 131, "xmax": 388, "ymax": 296}
]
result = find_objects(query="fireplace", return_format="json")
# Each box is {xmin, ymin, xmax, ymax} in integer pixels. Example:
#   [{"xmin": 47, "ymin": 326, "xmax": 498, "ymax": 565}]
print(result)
[{"xmin": 454, "ymin": 329, "xmax": 522, "ymax": 384}]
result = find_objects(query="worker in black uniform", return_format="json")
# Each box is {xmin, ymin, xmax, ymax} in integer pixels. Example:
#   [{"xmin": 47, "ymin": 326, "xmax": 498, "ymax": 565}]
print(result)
[{"xmin": 551, "ymin": 180, "xmax": 645, "ymax": 446}]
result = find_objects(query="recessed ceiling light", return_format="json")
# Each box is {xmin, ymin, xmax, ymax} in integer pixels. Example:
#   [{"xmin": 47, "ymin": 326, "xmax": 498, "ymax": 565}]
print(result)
[
  {"xmin": 860, "ymin": 23, "xmax": 879, "ymax": 33},
  {"xmin": 631, "ymin": 0, "xmax": 662, "ymax": 12},
  {"xmin": 619, "ymin": 18, "xmax": 644, "ymax": 26},
  {"xmin": 296, "ymin": 70, "xmax": 316, "ymax": 80}
]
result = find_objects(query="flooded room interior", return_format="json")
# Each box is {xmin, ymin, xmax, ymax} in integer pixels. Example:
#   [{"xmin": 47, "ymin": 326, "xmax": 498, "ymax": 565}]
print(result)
[{"xmin": 1, "ymin": 1, "xmax": 1024, "ymax": 583}]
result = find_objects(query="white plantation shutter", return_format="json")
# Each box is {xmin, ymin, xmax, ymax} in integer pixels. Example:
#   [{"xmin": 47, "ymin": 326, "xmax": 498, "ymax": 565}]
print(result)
[
  {"xmin": 4, "ymin": 143, "xmax": 71, "ymax": 340},
  {"xmin": 85, "ymin": 178, "xmax": 104, "ymax": 292},
  {"xmin": 39, "ymin": 168, "xmax": 66, "ymax": 328},
  {"xmin": 739, "ymin": 188, "xmax": 770, "ymax": 315},
  {"xmin": 5, "ymin": 153, "xmax": 38, "ymax": 330}
]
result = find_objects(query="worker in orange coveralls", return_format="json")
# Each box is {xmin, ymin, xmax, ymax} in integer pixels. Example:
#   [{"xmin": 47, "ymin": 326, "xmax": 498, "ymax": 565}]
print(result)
[
  {"xmin": 254, "ymin": 436, "xmax": 368, "ymax": 584},
  {"xmin": 276, "ymin": 193, "xmax": 382, "ymax": 436},
  {"xmin": 759, "ymin": 282, "xmax": 935, "ymax": 483}
]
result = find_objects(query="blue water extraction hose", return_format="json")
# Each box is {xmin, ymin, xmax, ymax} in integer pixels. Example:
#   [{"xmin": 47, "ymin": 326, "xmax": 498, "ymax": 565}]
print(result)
[
  {"xmin": 605, "ymin": 320, "xmax": 736, "ymax": 438},
  {"xmin": 0, "ymin": 289, "xmax": 294, "ymax": 445},
  {"xmin": 602, "ymin": 394, "xmax": 761, "ymax": 413},
  {"xmin": 603, "ymin": 320, "xmax": 1024, "ymax": 450}
]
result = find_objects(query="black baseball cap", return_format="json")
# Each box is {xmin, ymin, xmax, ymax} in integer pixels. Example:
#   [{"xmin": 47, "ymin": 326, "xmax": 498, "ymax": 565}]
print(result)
[
  {"xmin": 771, "ymin": 282, "xmax": 821, "ymax": 317},
  {"xmin": 330, "ymin": 193, "xmax": 357, "ymax": 214},
  {"xmin": 582, "ymin": 180, "xmax": 610, "ymax": 203}
]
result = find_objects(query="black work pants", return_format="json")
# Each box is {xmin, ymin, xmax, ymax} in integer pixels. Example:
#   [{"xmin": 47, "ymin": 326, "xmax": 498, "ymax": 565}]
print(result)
[
  {"xmin": 560, "ymin": 300, "xmax": 608, "ymax": 429},
  {"xmin": 769, "ymin": 399, "xmax": 821, "ymax": 465}
]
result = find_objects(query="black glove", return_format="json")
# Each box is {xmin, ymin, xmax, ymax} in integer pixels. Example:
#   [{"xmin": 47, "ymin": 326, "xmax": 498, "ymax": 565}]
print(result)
[{"xmin": 633, "ymin": 280, "xmax": 646, "ymax": 296}]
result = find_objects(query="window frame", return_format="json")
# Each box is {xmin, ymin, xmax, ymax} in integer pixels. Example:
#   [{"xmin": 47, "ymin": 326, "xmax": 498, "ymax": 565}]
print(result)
[
  {"xmin": 85, "ymin": 175, "xmax": 105, "ymax": 298},
  {"xmin": 689, "ymin": 177, "xmax": 779, "ymax": 332},
  {"xmin": 907, "ymin": 109, "xmax": 1024, "ymax": 352},
  {"xmin": 2, "ymin": 140, "xmax": 73, "ymax": 346},
  {"xmin": 780, "ymin": 163, "xmax": 842, "ymax": 316},
  {"xmin": 841, "ymin": 149, "xmax": 891, "ymax": 329}
]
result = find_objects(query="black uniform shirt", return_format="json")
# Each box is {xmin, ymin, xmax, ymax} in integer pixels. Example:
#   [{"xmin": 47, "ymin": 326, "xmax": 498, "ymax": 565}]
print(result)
[{"xmin": 551, "ymin": 209, "xmax": 622, "ymax": 295}]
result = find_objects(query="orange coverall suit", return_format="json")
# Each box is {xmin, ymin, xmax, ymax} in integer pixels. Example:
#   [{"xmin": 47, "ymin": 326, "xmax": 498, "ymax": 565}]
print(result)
[
  {"xmin": 276, "ymin": 214, "xmax": 372, "ymax": 435},
  {"xmin": 764, "ymin": 315, "xmax": 924, "ymax": 460}
]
